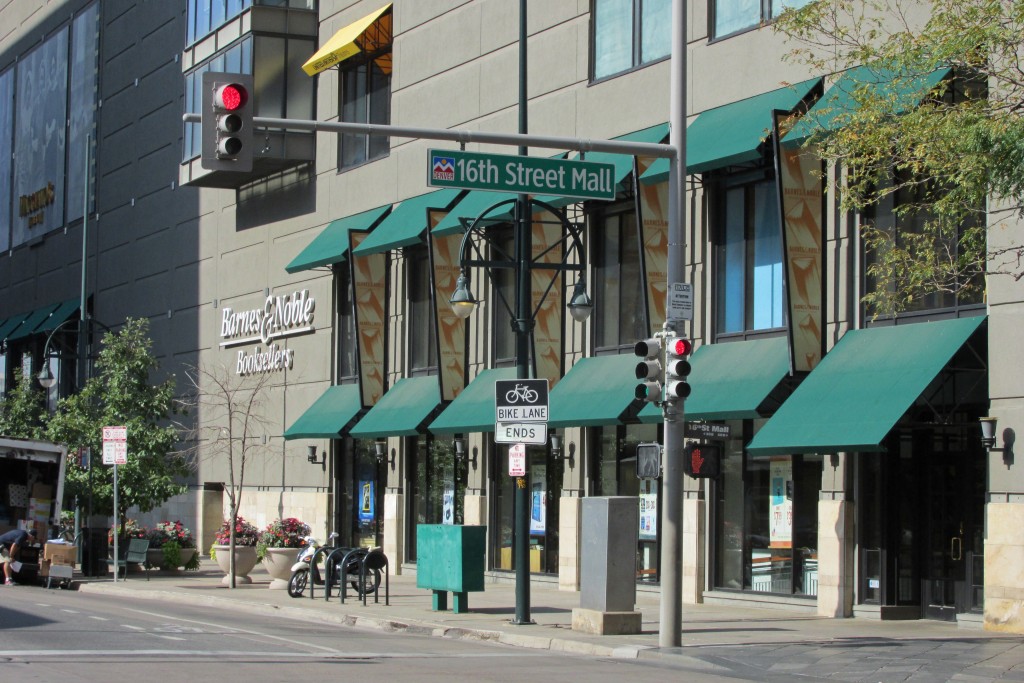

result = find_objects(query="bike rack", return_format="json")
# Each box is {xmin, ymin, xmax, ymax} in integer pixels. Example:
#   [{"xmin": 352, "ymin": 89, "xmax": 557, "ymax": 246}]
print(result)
[{"xmin": 308, "ymin": 545, "xmax": 337, "ymax": 601}]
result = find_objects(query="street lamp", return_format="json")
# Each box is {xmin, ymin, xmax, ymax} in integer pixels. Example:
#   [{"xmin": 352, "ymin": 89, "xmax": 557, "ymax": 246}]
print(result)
[{"xmin": 449, "ymin": 195, "xmax": 590, "ymax": 625}]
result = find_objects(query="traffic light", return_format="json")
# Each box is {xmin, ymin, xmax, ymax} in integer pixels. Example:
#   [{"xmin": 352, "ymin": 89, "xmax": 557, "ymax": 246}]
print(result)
[
  {"xmin": 634, "ymin": 337, "xmax": 663, "ymax": 404},
  {"xmin": 683, "ymin": 442, "xmax": 720, "ymax": 479},
  {"xmin": 202, "ymin": 72, "xmax": 254, "ymax": 172},
  {"xmin": 664, "ymin": 335, "xmax": 693, "ymax": 402}
]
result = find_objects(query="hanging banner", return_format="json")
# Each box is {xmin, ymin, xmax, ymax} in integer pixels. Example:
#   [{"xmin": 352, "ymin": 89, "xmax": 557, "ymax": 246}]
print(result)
[
  {"xmin": 635, "ymin": 159, "xmax": 669, "ymax": 334},
  {"xmin": 428, "ymin": 210, "xmax": 468, "ymax": 402},
  {"xmin": 773, "ymin": 111, "xmax": 824, "ymax": 373},
  {"xmin": 350, "ymin": 230, "xmax": 387, "ymax": 407},
  {"xmin": 531, "ymin": 208, "xmax": 564, "ymax": 389},
  {"xmin": 769, "ymin": 456, "xmax": 793, "ymax": 549}
]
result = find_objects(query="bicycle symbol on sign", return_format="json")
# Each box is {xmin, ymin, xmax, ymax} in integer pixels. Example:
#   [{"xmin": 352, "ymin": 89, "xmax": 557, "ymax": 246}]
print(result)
[{"xmin": 505, "ymin": 383, "xmax": 539, "ymax": 404}]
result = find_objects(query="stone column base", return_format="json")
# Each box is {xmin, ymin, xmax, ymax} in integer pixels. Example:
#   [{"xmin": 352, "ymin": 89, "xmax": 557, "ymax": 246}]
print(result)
[{"xmin": 571, "ymin": 607, "xmax": 642, "ymax": 635}]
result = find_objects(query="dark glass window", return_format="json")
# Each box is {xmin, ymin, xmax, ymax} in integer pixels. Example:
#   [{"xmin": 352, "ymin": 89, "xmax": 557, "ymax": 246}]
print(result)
[
  {"xmin": 713, "ymin": 420, "xmax": 821, "ymax": 596},
  {"xmin": 407, "ymin": 435, "xmax": 466, "ymax": 562},
  {"xmin": 339, "ymin": 18, "xmax": 391, "ymax": 170},
  {"xmin": 593, "ymin": 204, "xmax": 646, "ymax": 352},
  {"xmin": 592, "ymin": 0, "xmax": 670, "ymax": 80},
  {"xmin": 713, "ymin": 175, "xmax": 785, "ymax": 336},
  {"xmin": 407, "ymin": 248, "xmax": 437, "ymax": 374},
  {"xmin": 712, "ymin": 0, "xmax": 814, "ymax": 40},
  {"xmin": 337, "ymin": 265, "xmax": 357, "ymax": 381},
  {"xmin": 490, "ymin": 228, "xmax": 516, "ymax": 364}
]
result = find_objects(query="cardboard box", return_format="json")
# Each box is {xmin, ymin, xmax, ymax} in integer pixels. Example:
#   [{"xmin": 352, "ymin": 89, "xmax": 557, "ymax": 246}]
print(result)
[
  {"xmin": 31, "ymin": 483, "xmax": 53, "ymax": 499},
  {"xmin": 44, "ymin": 542, "xmax": 77, "ymax": 567},
  {"xmin": 39, "ymin": 558, "xmax": 50, "ymax": 577}
]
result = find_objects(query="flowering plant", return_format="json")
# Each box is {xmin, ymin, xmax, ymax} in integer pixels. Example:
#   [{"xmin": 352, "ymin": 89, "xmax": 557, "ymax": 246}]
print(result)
[
  {"xmin": 108, "ymin": 519, "xmax": 147, "ymax": 545},
  {"xmin": 258, "ymin": 518, "xmax": 311, "ymax": 549},
  {"xmin": 147, "ymin": 520, "xmax": 196, "ymax": 549},
  {"xmin": 214, "ymin": 516, "xmax": 260, "ymax": 546}
]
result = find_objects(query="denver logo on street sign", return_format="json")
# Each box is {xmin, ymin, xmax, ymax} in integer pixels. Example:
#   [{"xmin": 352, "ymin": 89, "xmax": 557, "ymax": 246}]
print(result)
[{"xmin": 428, "ymin": 149, "xmax": 616, "ymax": 201}]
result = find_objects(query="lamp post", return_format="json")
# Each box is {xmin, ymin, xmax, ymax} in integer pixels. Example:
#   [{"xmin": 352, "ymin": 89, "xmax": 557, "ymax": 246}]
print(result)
[
  {"xmin": 449, "ymin": 196, "xmax": 591, "ymax": 625},
  {"xmin": 37, "ymin": 132, "xmax": 102, "ymax": 574}
]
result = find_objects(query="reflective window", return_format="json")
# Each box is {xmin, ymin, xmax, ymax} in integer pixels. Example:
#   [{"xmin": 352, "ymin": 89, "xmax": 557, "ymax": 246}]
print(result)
[
  {"xmin": 593, "ymin": 0, "xmax": 670, "ymax": 81},
  {"xmin": 339, "ymin": 10, "xmax": 392, "ymax": 170},
  {"xmin": 712, "ymin": 0, "xmax": 814, "ymax": 40},
  {"xmin": 337, "ymin": 265, "xmax": 357, "ymax": 381},
  {"xmin": 407, "ymin": 435, "xmax": 466, "ymax": 562},
  {"xmin": 714, "ymin": 176, "xmax": 784, "ymax": 335},
  {"xmin": 67, "ymin": 4, "xmax": 99, "ymax": 224},
  {"xmin": 593, "ymin": 204, "xmax": 646, "ymax": 352},
  {"xmin": 407, "ymin": 248, "xmax": 437, "ymax": 374}
]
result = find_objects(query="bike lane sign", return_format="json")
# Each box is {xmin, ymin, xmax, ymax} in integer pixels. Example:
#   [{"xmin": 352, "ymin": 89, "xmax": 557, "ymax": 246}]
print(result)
[{"xmin": 495, "ymin": 378, "xmax": 549, "ymax": 445}]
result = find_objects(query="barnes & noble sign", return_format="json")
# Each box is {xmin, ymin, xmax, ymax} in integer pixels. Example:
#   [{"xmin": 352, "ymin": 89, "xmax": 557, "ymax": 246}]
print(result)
[{"xmin": 219, "ymin": 289, "xmax": 315, "ymax": 376}]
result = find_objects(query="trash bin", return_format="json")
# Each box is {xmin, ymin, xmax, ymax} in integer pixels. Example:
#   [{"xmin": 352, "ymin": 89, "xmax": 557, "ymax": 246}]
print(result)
[{"xmin": 81, "ymin": 527, "xmax": 108, "ymax": 577}]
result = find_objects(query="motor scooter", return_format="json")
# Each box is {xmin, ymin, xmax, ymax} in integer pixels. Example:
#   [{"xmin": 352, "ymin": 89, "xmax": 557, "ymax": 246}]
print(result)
[{"xmin": 287, "ymin": 533, "xmax": 381, "ymax": 598}]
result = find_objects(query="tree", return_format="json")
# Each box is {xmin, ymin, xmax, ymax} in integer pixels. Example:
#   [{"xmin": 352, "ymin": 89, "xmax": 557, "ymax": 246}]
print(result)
[
  {"xmin": 0, "ymin": 368, "xmax": 47, "ymax": 439},
  {"xmin": 181, "ymin": 363, "xmax": 271, "ymax": 588},
  {"xmin": 774, "ymin": 0, "xmax": 1024, "ymax": 315},
  {"xmin": 47, "ymin": 318, "xmax": 188, "ymax": 536}
]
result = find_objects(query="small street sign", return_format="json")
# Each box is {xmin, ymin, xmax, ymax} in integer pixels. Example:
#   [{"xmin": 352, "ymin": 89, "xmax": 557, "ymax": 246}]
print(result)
[
  {"xmin": 667, "ymin": 282, "xmax": 693, "ymax": 322},
  {"xmin": 685, "ymin": 422, "xmax": 732, "ymax": 440},
  {"xmin": 509, "ymin": 443, "xmax": 526, "ymax": 477},
  {"xmin": 102, "ymin": 425, "xmax": 127, "ymax": 442},
  {"xmin": 102, "ymin": 441, "xmax": 127, "ymax": 465},
  {"xmin": 428, "ymin": 148, "xmax": 616, "ymax": 201},
  {"xmin": 495, "ymin": 421, "xmax": 548, "ymax": 445},
  {"xmin": 495, "ymin": 378, "xmax": 549, "ymax": 423}
]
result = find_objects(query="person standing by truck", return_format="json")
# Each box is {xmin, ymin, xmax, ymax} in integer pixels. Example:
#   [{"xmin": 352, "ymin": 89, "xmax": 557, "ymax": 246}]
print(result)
[{"xmin": 0, "ymin": 528, "xmax": 37, "ymax": 585}]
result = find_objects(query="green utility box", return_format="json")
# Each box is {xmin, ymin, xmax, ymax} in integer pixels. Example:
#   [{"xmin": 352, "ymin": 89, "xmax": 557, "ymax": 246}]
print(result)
[{"xmin": 416, "ymin": 524, "xmax": 486, "ymax": 613}]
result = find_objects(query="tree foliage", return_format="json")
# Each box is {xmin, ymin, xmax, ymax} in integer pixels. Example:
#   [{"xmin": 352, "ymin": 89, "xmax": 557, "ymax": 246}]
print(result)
[
  {"xmin": 46, "ymin": 318, "xmax": 188, "ymax": 532},
  {"xmin": 775, "ymin": 0, "xmax": 1024, "ymax": 314},
  {"xmin": 0, "ymin": 368, "xmax": 47, "ymax": 439}
]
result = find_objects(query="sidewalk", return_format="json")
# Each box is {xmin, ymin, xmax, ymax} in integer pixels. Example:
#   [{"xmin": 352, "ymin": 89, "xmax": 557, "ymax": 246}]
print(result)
[{"xmin": 68, "ymin": 558, "xmax": 1024, "ymax": 671}]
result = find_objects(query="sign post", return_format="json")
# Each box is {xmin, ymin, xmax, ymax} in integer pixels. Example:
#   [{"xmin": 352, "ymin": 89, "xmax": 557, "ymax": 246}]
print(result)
[{"xmin": 102, "ymin": 426, "xmax": 127, "ymax": 582}]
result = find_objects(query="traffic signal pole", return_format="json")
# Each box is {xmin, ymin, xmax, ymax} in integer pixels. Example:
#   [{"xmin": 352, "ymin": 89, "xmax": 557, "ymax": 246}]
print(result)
[{"xmin": 660, "ymin": 0, "xmax": 687, "ymax": 649}]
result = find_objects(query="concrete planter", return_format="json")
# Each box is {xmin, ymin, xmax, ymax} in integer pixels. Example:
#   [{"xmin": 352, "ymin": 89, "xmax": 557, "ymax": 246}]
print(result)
[
  {"xmin": 213, "ymin": 544, "xmax": 258, "ymax": 585},
  {"xmin": 146, "ymin": 547, "xmax": 197, "ymax": 571},
  {"xmin": 262, "ymin": 547, "xmax": 302, "ymax": 589}
]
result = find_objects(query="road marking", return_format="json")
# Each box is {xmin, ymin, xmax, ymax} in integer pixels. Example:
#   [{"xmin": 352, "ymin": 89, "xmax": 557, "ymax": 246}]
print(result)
[
  {"xmin": 61, "ymin": 609, "xmax": 79, "ymax": 614},
  {"xmin": 122, "ymin": 624, "xmax": 144, "ymax": 631},
  {"xmin": 89, "ymin": 616, "xmax": 109, "ymax": 621},
  {"xmin": 0, "ymin": 650, "xmax": 537, "ymax": 659}
]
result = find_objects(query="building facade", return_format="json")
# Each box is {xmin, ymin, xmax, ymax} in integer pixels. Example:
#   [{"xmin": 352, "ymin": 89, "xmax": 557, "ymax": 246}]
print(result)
[{"xmin": 0, "ymin": 0, "xmax": 1021, "ymax": 632}]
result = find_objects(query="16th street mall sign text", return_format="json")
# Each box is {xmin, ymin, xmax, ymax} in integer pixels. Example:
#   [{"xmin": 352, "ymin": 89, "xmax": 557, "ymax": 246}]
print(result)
[
  {"xmin": 428, "ymin": 149, "xmax": 616, "ymax": 201},
  {"xmin": 219, "ymin": 289, "xmax": 315, "ymax": 375}
]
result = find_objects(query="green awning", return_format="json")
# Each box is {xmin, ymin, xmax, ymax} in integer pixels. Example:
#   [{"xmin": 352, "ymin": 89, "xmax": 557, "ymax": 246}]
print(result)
[
  {"xmin": 349, "ymin": 376, "xmax": 442, "ymax": 439},
  {"xmin": 641, "ymin": 79, "xmax": 820, "ymax": 183},
  {"xmin": 746, "ymin": 316, "xmax": 985, "ymax": 456},
  {"xmin": 431, "ymin": 192, "xmax": 518, "ymax": 237},
  {"xmin": 548, "ymin": 354, "xmax": 643, "ymax": 428},
  {"xmin": 0, "ymin": 313, "xmax": 29, "ymax": 342},
  {"xmin": 351, "ymin": 189, "xmax": 462, "ymax": 256},
  {"xmin": 33, "ymin": 298, "xmax": 80, "ymax": 336},
  {"xmin": 786, "ymin": 65, "xmax": 951, "ymax": 143},
  {"xmin": 534, "ymin": 123, "xmax": 669, "ymax": 204},
  {"xmin": 283, "ymin": 384, "xmax": 364, "ymax": 440},
  {"xmin": 429, "ymin": 367, "xmax": 517, "ymax": 434},
  {"xmin": 285, "ymin": 205, "xmax": 390, "ymax": 273},
  {"xmin": 7, "ymin": 303, "xmax": 60, "ymax": 341},
  {"xmin": 637, "ymin": 336, "xmax": 792, "ymax": 423}
]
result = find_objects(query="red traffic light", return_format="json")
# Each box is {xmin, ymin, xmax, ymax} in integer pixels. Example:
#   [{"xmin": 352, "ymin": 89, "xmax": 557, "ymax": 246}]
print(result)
[
  {"xmin": 668, "ymin": 337, "xmax": 693, "ymax": 356},
  {"xmin": 214, "ymin": 83, "xmax": 248, "ymax": 111}
]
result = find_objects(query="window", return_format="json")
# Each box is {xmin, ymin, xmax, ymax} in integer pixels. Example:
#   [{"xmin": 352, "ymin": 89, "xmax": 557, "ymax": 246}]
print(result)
[
  {"xmin": 592, "ymin": 0, "xmax": 670, "ymax": 80},
  {"xmin": 863, "ymin": 171, "xmax": 985, "ymax": 318},
  {"xmin": 713, "ymin": 420, "xmax": 820, "ymax": 596},
  {"xmin": 407, "ymin": 435, "xmax": 466, "ymax": 562},
  {"xmin": 714, "ymin": 174, "xmax": 785, "ymax": 336},
  {"xmin": 339, "ymin": 19, "xmax": 392, "ymax": 170},
  {"xmin": 490, "ymin": 228, "xmax": 516, "ymax": 365},
  {"xmin": 407, "ymin": 248, "xmax": 437, "ymax": 374},
  {"xmin": 593, "ymin": 203, "xmax": 646, "ymax": 352},
  {"xmin": 712, "ymin": 0, "xmax": 814, "ymax": 40},
  {"xmin": 187, "ymin": 0, "xmax": 253, "ymax": 46},
  {"xmin": 336, "ymin": 265, "xmax": 357, "ymax": 382}
]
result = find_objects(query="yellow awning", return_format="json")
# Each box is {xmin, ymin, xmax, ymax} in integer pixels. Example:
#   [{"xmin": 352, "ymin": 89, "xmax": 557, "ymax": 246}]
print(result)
[{"xmin": 302, "ymin": 4, "xmax": 392, "ymax": 76}]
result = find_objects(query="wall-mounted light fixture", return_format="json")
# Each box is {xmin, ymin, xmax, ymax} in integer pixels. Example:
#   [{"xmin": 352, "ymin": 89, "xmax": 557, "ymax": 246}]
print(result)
[
  {"xmin": 980, "ymin": 416, "xmax": 1015, "ymax": 465},
  {"xmin": 375, "ymin": 440, "xmax": 396, "ymax": 469},
  {"xmin": 550, "ymin": 433, "xmax": 576, "ymax": 468},
  {"xmin": 307, "ymin": 445, "xmax": 326, "ymax": 471},
  {"xmin": 454, "ymin": 435, "xmax": 477, "ymax": 468}
]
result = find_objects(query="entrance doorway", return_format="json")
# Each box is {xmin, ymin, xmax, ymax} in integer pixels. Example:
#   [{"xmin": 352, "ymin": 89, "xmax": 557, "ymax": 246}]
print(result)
[{"xmin": 857, "ymin": 425, "xmax": 985, "ymax": 621}]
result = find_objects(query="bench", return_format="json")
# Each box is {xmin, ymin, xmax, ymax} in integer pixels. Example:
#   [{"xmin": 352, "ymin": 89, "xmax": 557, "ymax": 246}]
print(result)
[{"xmin": 106, "ymin": 538, "xmax": 150, "ymax": 580}]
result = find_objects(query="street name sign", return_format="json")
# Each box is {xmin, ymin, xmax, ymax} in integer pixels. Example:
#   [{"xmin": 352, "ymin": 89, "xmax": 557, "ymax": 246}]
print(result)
[
  {"xmin": 428, "ymin": 148, "xmax": 616, "ymax": 201},
  {"xmin": 686, "ymin": 422, "xmax": 732, "ymax": 440}
]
